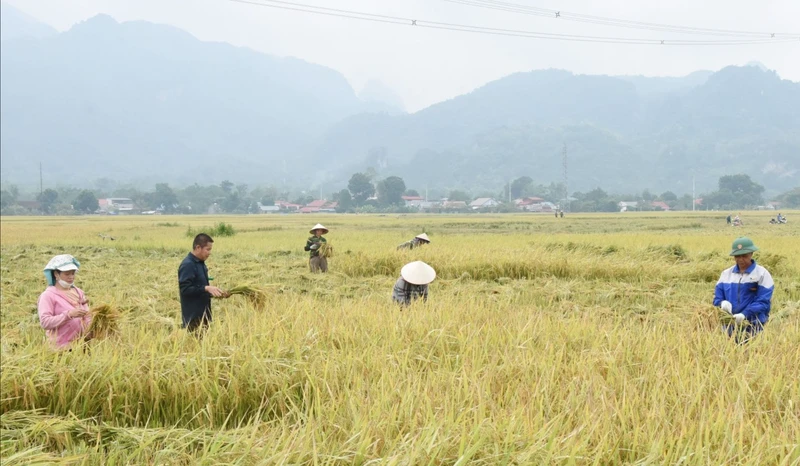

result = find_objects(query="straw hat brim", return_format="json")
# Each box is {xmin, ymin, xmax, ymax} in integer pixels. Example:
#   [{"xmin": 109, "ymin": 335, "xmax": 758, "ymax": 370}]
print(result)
[
  {"xmin": 309, "ymin": 224, "xmax": 329, "ymax": 234},
  {"xmin": 400, "ymin": 261, "xmax": 436, "ymax": 285},
  {"xmin": 415, "ymin": 233, "xmax": 431, "ymax": 243}
]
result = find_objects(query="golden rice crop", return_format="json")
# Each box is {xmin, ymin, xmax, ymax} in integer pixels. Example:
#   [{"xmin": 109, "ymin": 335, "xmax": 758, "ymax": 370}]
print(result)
[
  {"xmin": 318, "ymin": 241, "xmax": 334, "ymax": 258},
  {"xmin": 87, "ymin": 303, "xmax": 121, "ymax": 339},
  {"xmin": 225, "ymin": 284, "xmax": 268, "ymax": 308},
  {"xmin": 0, "ymin": 211, "xmax": 798, "ymax": 464}
]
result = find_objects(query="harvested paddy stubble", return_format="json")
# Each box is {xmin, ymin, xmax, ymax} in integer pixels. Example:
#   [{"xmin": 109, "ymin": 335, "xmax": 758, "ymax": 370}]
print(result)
[{"xmin": 1, "ymin": 212, "xmax": 799, "ymax": 464}]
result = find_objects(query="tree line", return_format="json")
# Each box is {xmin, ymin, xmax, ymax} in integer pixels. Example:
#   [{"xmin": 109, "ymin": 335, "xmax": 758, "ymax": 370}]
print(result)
[{"xmin": 1, "ymin": 173, "xmax": 796, "ymax": 215}]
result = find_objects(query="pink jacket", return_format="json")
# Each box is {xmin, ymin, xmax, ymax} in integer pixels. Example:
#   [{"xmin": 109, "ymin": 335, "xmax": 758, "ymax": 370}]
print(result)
[{"xmin": 37, "ymin": 286, "xmax": 91, "ymax": 349}]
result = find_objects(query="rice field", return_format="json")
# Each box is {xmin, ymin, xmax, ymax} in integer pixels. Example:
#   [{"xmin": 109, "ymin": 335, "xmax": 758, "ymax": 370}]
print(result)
[{"xmin": 1, "ymin": 211, "xmax": 799, "ymax": 465}]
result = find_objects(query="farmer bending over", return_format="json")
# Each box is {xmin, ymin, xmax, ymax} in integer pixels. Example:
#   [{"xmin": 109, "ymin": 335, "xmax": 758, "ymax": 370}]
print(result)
[
  {"xmin": 397, "ymin": 233, "xmax": 431, "ymax": 251},
  {"xmin": 179, "ymin": 233, "xmax": 228, "ymax": 334},
  {"xmin": 392, "ymin": 261, "xmax": 436, "ymax": 306},
  {"xmin": 714, "ymin": 237, "xmax": 774, "ymax": 342}
]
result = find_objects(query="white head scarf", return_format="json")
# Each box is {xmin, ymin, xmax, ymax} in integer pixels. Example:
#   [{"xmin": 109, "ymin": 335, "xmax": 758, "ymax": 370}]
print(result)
[{"xmin": 43, "ymin": 254, "xmax": 80, "ymax": 286}]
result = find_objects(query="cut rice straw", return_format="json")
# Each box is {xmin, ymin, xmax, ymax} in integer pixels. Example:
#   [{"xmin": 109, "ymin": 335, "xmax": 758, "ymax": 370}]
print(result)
[
  {"xmin": 88, "ymin": 304, "xmax": 121, "ymax": 339},
  {"xmin": 319, "ymin": 242, "xmax": 334, "ymax": 258},
  {"xmin": 226, "ymin": 285, "xmax": 268, "ymax": 308}
]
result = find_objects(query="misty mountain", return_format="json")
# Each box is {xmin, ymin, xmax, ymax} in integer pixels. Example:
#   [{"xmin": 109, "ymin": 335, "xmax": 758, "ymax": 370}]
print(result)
[
  {"xmin": 315, "ymin": 66, "xmax": 800, "ymax": 195},
  {"xmin": 0, "ymin": 3, "xmax": 58, "ymax": 41},
  {"xmin": 1, "ymin": 12, "xmax": 797, "ymax": 197},
  {"xmin": 0, "ymin": 14, "xmax": 380, "ymax": 185},
  {"xmin": 617, "ymin": 70, "xmax": 713, "ymax": 96},
  {"xmin": 358, "ymin": 79, "xmax": 406, "ymax": 115}
]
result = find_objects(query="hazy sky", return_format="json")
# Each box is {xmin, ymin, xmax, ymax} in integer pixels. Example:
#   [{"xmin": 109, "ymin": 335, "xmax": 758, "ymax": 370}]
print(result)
[{"xmin": 7, "ymin": 0, "xmax": 799, "ymax": 112}]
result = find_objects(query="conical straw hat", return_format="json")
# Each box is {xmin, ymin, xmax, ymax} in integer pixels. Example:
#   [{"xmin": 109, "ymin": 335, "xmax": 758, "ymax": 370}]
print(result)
[
  {"xmin": 309, "ymin": 223, "xmax": 329, "ymax": 234},
  {"xmin": 400, "ymin": 261, "xmax": 436, "ymax": 285},
  {"xmin": 414, "ymin": 233, "xmax": 431, "ymax": 242}
]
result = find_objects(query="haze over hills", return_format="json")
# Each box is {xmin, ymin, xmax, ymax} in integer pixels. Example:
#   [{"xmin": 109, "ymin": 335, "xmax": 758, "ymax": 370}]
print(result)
[
  {"xmin": 0, "ymin": 2, "xmax": 57, "ymax": 41},
  {"xmin": 315, "ymin": 65, "xmax": 800, "ymax": 194},
  {"xmin": 0, "ymin": 9, "xmax": 389, "ymax": 186},
  {"xmin": 358, "ymin": 79, "xmax": 406, "ymax": 115},
  {"xmin": 1, "ymin": 4, "xmax": 797, "ymax": 197}
]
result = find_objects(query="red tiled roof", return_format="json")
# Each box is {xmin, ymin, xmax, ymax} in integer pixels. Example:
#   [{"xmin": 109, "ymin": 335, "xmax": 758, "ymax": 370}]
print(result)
[
  {"xmin": 518, "ymin": 197, "xmax": 545, "ymax": 205},
  {"xmin": 306, "ymin": 199, "xmax": 327, "ymax": 208}
]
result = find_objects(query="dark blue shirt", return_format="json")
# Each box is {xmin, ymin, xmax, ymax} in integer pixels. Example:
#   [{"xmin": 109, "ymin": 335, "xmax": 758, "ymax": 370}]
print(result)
[{"xmin": 178, "ymin": 252, "xmax": 211, "ymax": 326}]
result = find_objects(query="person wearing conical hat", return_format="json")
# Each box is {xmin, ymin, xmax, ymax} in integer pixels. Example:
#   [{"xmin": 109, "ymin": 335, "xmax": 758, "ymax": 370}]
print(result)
[
  {"xmin": 37, "ymin": 254, "xmax": 93, "ymax": 349},
  {"xmin": 392, "ymin": 261, "xmax": 436, "ymax": 306},
  {"xmin": 397, "ymin": 233, "xmax": 431, "ymax": 251},
  {"xmin": 714, "ymin": 237, "xmax": 774, "ymax": 342},
  {"xmin": 305, "ymin": 223, "xmax": 329, "ymax": 273}
]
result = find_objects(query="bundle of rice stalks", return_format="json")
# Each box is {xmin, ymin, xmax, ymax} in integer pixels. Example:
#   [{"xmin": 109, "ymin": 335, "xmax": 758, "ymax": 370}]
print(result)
[
  {"xmin": 715, "ymin": 307, "xmax": 751, "ymax": 327},
  {"xmin": 88, "ymin": 304, "xmax": 121, "ymax": 339},
  {"xmin": 319, "ymin": 242, "xmax": 334, "ymax": 258},
  {"xmin": 696, "ymin": 306, "xmax": 751, "ymax": 331},
  {"xmin": 226, "ymin": 285, "xmax": 268, "ymax": 308}
]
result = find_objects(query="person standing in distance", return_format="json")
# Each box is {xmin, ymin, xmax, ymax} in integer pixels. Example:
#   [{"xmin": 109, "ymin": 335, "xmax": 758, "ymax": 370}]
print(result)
[
  {"xmin": 178, "ymin": 233, "xmax": 228, "ymax": 333},
  {"xmin": 305, "ymin": 224, "xmax": 329, "ymax": 273}
]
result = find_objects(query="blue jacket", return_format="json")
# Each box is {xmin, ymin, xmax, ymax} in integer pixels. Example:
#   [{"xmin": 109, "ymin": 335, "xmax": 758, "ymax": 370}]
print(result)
[{"xmin": 713, "ymin": 260, "xmax": 774, "ymax": 324}]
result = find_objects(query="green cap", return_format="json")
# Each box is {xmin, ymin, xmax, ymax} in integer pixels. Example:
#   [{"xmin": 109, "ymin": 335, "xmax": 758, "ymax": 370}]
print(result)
[{"xmin": 729, "ymin": 237, "xmax": 759, "ymax": 256}]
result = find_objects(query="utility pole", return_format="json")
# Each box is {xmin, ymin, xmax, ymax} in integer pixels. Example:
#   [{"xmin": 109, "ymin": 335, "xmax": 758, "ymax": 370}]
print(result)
[
  {"xmin": 282, "ymin": 159, "xmax": 287, "ymax": 191},
  {"xmin": 39, "ymin": 162, "xmax": 43, "ymax": 196},
  {"xmin": 562, "ymin": 143, "xmax": 568, "ymax": 212},
  {"xmin": 692, "ymin": 175, "xmax": 696, "ymax": 212}
]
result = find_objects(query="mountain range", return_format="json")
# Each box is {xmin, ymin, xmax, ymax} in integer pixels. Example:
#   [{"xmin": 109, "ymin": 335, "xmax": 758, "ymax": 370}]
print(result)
[
  {"xmin": 0, "ymin": 2, "xmax": 57, "ymax": 41},
  {"xmin": 1, "ymin": 3, "xmax": 798, "ymax": 196}
]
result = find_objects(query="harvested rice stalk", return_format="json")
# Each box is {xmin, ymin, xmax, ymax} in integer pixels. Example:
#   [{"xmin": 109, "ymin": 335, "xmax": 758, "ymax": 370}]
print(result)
[
  {"xmin": 88, "ymin": 304, "xmax": 121, "ymax": 339},
  {"xmin": 716, "ymin": 307, "xmax": 751, "ymax": 327},
  {"xmin": 226, "ymin": 285, "xmax": 268, "ymax": 308},
  {"xmin": 318, "ymin": 242, "xmax": 334, "ymax": 258},
  {"xmin": 768, "ymin": 301, "xmax": 800, "ymax": 324}
]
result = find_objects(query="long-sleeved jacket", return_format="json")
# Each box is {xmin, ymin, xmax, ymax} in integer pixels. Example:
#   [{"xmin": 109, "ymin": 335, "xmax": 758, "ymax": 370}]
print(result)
[
  {"xmin": 713, "ymin": 260, "xmax": 774, "ymax": 324},
  {"xmin": 397, "ymin": 238, "xmax": 422, "ymax": 251},
  {"xmin": 304, "ymin": 236, "xmax": 326, "ymax": 257},
  {"xmin": 178, "ymin": 252, "xmax": 211, "ymax": 326},
  {"xmin": 392, "ymin": 277, "xmax": 428, "ymax": 305},
  {"xmin": 37, "ymin": 286, "xmax": 91, "ymax": 349}
]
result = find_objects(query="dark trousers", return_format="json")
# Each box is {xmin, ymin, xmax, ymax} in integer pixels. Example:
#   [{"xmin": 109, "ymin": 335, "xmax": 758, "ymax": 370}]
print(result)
[
  {"xmin": 185, "ymin": 314, "xmax": 211, "ymax": 337},
  {"xmin": 310, "ymin": 256, "xmax": 328, "ymax": 273},
  {"xmin": 724, "ymin": 322, "xmax": 764, "ymax": 344}
]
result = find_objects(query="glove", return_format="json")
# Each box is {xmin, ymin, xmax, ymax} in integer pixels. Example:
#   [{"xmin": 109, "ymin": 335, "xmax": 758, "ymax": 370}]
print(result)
[
  {"xmin": 310, "ymin": 243, "xmax": 319, "ymax": 250},
  {"xmin": 720, "ymin": 301, "xmax": 732, "ymax": 313},
  {"xmin": 733, "ymin": 313, "xmax": 746, "ymax": 323}
]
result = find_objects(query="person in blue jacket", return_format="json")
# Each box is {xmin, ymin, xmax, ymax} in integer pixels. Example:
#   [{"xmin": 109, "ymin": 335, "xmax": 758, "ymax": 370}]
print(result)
[{"xmin": 713, "ymin": 237, "xmax": 774, "ymax": 341}]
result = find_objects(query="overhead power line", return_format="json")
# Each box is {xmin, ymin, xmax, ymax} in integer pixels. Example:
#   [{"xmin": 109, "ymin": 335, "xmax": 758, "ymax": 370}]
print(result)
[
  {"xmin": 230, "ymin": 0, "xmax": 800, "ymax": 45},
  {"xmin": 441, "ymin": 0, "xmax": 800, "ymax": 39}
]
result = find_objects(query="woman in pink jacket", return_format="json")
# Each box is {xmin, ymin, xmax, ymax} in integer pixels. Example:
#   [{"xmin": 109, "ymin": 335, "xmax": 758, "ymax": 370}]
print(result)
[{"xmin": 38, "ymin": 254, "xmax": 92, "ymax": 349}]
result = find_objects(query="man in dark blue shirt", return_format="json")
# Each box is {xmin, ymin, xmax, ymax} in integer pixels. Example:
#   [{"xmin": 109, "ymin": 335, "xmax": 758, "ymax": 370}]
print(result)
[{"xmin": 178, "ymin": 233, "xmax": 226, "ymax": 333}]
